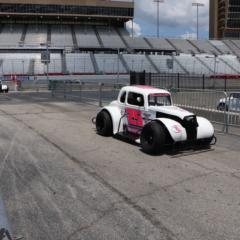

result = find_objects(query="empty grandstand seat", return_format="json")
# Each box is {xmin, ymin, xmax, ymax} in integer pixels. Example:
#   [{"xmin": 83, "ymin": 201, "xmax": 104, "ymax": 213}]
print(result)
[
  {"xmin": 51, "ymin": 25, "xmax": 73, "ymax": 47},
  {"xmin": 94, "ymin": 54, "xmax": 127, "ymax": 73},
  {"xmin": 190, "ymin": 40, "xmax": 220, "ymax": 55},
  {"xmin": 168, "ymin": 39, "xmax": 199, "ymax": 54},
  {"xmin": 24, "ymin": 24, "xmax": 47, "ymax": 46},
  {"xmin": 122, "ymin": 54, "xmax": 156, "ymax": 73},
  {"xmin": 210, "ymin": 40, "xmax": 233, "ymax": 54},
  {"xmin": 96, "ymin": 26, "xmax": 125, "ymax": 49},
  {"xmin": 146, "ymin": 38, "xmax": 175, "ymax": 51},
  {"xmin": 66, "ymin": 53, "xmax": 95, "ymax": 74},
  {"xmin": 74, "ymin": 26, "xmax": 100, "ymax": 48},
  {"xmin": 0, "ymin": 24, "xmax": 24, "ymax": 46}
]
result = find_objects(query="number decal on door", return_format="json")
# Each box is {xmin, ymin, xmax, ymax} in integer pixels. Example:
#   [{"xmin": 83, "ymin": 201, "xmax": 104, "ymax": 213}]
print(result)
[{"xmin": 126, "ymin": 108, "xmax": 143, "ymax": 127}]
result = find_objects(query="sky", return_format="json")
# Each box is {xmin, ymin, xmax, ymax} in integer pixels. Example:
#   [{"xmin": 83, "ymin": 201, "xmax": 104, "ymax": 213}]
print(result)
[{"xmin": 124, "ymin": 0, "xmax": 209, "ymax": 39}]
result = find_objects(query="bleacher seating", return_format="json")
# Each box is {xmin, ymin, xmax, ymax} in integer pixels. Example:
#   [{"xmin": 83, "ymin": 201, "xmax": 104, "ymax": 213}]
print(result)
[
  {"xmin": 149, "ymin": 55, "xmax": 185, "ymax": 73},
  {"xmin": 223, "ymin": 40, "xmax": 240, "ymax": 58},
  {"xmin": 118, "ymin": 29, "xmax": 150, "ymax": 49},
  {"xmin": 146, "ymin": 38, "xmax": 175, "ymax": 51},
  {"xmin": 122, "ymin": 54, "xmax": 156, "ymax": 73},
  {"xmin": 66, "ymin": 53, "xmax": 95, "ymax": 74},
  {"xmin": 24, "ymin": 25, "xmax": 47, "ymax": 46},
  {"xmin": 0, "ymin": 24, "xmax": 23, "ymax": 46},
  {"xmin": 50, "ymin": 25, "xmax": 73, "ymax": 47},
  {"xmin": 168, "ymin": 39, "xmax": 199, "ymax": 54},
  {"xmin": 190, "ymin": 40, "xmax": 220, "ymax": 55},
  {"xmin": 210, "ymin": 40, "xmax": 233, "ymax": 55},
  {"xmin": 74, "ymin": 26, "xmax": 100, "ymax": 48},
  {"xmin": 97, "ymin": 27, "xmax": 125, "ymax": 49},
  {"xmin": 94, "ymin": 54, "xmax": 126, "ymax": 73}
]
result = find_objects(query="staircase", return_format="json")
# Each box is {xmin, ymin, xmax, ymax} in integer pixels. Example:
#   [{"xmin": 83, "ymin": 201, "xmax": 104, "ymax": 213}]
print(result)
[
  {"xmin": 71, "ymin": 25, "xmax": 78, "ymax": 49},
  {"xmin": 47, "ymin": 25, "xmax": 51, "ymax": 45},
  {"xmin": 173, "ymin": 56, "xmax": 189, "ymax": 74},
  {"xmin": 20, "ymin": 24, "xmax": 28, "ymax": 46},
  {"xmin": 28, "ymin": 59, "xmax": 35, "ymax": 75},
  {"xmin": 90, "ymin": 52, "xmax": 100, "ymax": 74},
  {"xmin": 145, "ymin": 55, "xmax": 160, "ymax": 73},
  {"xmin": 119, "ymin": 54, "xmax": 130, "ymax": 73},
  {"xmin": 93, "ymin": 27, "xmax": 104, "ymax": 48}
]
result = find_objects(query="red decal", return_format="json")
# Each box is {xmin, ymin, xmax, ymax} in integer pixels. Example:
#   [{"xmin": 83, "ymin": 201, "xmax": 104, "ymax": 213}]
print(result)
[
  {"xmin": 172, "ymin": 125, "xmax": 182, "ymax": 133},
  {"xmin": 126, "ymin": 108, "xmax": 143, "ymax": 127}
]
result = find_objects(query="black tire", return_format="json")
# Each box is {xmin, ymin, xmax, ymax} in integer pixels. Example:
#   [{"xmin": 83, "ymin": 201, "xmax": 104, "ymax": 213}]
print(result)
[
  {"xmin": 96, "ymin": 110, "xmax": 113, "ymax": 136},
  {"xmin": 198, "ymin": 136, "xmax": 214, "ymax": 146},
  {"xmin": 140, "ymin": 121, "xmax": 166, "ymax": 154},
  {"xmin": 4, "ymin": 89, "xmax": 8, "ymax": 93}
]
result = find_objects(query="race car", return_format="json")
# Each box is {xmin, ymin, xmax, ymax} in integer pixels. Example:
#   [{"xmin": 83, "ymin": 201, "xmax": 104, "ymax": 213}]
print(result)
[
  {"xmin": 95, "ymin": 85, "xmax": 215, "ymax": 154},
  {"xmin": 0, "ymin": 80, "xmax": 9, "ymax": 93},
  {"xmin": 217, "ymin": 92, "xmax": 240, "ymax": 112}
]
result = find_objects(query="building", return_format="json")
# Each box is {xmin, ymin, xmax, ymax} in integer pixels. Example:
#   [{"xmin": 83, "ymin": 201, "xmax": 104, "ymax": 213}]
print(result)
[
  {"xmin": 209, "ymin": 0, "xmax": 240, "ymax": 39},
  {"xmin": 0, "ymin": 0, "xmax": 134, "ymax": 26}
]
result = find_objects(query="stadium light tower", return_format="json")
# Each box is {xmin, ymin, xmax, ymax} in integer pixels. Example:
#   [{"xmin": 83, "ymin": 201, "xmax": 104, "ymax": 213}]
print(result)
[
  {"xmin": 192, "ymin": 2, "xmax": 205, "ymax": 40},
  {"xmin": 153, "ymin": 0, "xmax": 164, "ymax": 38}
]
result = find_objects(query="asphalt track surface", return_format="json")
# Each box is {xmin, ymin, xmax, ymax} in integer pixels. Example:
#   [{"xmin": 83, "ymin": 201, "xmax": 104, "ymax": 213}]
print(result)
[{"xmin": 0, "ymin": 92, "xmax": 240, "ymax": 240}]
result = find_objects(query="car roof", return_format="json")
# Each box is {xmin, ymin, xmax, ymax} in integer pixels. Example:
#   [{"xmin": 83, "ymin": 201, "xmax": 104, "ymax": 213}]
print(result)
[{"xmin": 121, "ymin": 85, "xmax": 170, "ymax": 95}]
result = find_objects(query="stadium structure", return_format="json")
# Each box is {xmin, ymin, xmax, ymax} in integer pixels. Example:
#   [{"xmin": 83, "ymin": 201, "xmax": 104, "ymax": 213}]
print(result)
[{"xmin": 0, "ymin": 0, "xmax": 240, "ymax": 79}]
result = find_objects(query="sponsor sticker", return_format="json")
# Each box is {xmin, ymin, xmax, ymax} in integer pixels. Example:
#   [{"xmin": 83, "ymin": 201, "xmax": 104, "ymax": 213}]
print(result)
[{"xmin": 172, "ymin": 125, "xmax": 182, "ymax": 133}]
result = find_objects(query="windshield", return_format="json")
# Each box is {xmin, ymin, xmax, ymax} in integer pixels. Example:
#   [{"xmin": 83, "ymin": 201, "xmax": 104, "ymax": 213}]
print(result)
[{"xmin": 148, "ymin": 93, "xmax": 171, "ymax": 106}]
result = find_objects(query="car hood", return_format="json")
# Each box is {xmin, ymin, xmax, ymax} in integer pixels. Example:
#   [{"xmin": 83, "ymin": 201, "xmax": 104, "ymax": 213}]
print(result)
[{"xmin": 149, "ymin": 105, "xmax": 194, "ymax": 120}]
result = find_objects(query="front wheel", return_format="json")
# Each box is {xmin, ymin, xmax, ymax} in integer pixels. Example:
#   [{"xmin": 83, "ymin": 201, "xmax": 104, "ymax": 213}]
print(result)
[
  {"xmin": 96, "ymin": 110, "xmax": 113, "ymax": 136},
  {"xmin": 140, "ymin": 121, "xmax": 166, "ymax": 154}
]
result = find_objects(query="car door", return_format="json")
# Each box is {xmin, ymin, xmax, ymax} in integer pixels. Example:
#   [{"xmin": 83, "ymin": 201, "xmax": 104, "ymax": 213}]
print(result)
[{"xmin": 125, "ymin": 91, "xmax": 145, "ymax": 135}]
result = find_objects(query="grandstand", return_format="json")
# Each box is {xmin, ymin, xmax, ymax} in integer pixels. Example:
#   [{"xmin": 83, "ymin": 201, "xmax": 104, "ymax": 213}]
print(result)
[{"xmin": 0, "ymin": 0, "xmax": 240, "ymax": 78}]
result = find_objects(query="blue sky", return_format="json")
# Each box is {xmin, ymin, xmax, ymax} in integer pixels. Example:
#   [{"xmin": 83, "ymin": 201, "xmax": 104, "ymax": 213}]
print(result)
[{"xmin": 125, "ymin": 0, "xmax": 209, "ymax": 39}]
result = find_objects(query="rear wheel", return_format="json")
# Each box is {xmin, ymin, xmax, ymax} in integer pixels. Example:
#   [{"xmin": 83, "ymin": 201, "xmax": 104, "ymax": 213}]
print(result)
[
  {"xmin": 140, "ymin": 121, "xmax": 166, "ymax": 154},
  {"xmin": 217, "ymin": 103, "xmax": 228, "ymax": 111},
  {"xmin": 96, "ymin": 110, "xmax": 113, "ymax": 136}
]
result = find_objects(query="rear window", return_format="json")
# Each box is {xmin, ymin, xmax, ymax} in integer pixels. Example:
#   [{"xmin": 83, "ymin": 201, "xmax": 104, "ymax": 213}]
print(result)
[{"xmin": 148, "ymin": 93, "xmax": 171, "ymax": 106}]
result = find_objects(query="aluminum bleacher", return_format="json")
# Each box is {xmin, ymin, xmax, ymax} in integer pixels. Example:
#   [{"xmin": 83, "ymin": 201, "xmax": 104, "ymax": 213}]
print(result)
[
  {"xmin": 97, "ymin": 27, "xmax": 126, "ymax": 49},
  {"xmin": 190, "ymin": 40, "xmax": 220, "ymax": 55},
  {"xmin": 66, "ymin": 53, "xmax": 95, "ymax": 74},
  {"xmin": 94, "ymin": 54, "xmax": 126, "ymax": 73},
  {"xmin": 149, "ymin": 55, "xmax": 185, "ymax": 73},
  {"xmin": 51, "ymin": 25, "xmax": 73, "ymax": 47},
  {"xmin": 210, "ymin": 40, "xmax": 233, "ymax": 55},
  {"xmin": 74, "ymin": 26, "xmax": 100, "ymax": 48},
  {"xmin": 24, "ymin": 25, "xmax": 47, "ymax": 46},
  {"xmin": 118, "ymin": 29, "xmax": 150, "ymax": 50},
  {"xmin": 0, "ymin": 24, "xmax": 23, "ymax": 47},
  {"xmin": 168, "ymin": 39, "xmax": 199, "ymax": 54},
  {"xmin": 123, "ymin": 54, "xmax": 156, "ymax": 73},
  {"xmin": 146, "ymin": 38, "xmax": 175, "ymax": 51}
]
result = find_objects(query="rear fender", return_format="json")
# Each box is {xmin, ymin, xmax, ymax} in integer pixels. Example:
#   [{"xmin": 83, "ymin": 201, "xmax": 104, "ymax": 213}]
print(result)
[
  {"xmin": 154, "ymin": 118, "xmax": 187, "ymax": 142},
  {"xmin": 102, "ymin": 106, "xmax": 122, "ymax": 134}
]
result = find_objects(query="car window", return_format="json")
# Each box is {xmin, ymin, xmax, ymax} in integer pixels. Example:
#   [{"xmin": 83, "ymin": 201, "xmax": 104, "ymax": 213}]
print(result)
[
  {"xmin": 127, "ymin": 92, "xmax": 144, "ymax": 107},
  {"xmin": 120, "ymin": 91, "xmax": 126, "ymax": 103},
  {"xmin": 148, "ymin": 93, "xmax": 171, "ymax": 106}
]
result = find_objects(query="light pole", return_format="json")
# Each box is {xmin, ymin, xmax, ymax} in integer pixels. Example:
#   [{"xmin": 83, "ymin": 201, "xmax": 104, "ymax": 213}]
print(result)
[
  {"xmin": 192, "ymin": 2, "xmax": 204, "ymax": 40},
  {"xmin": 132, "ymin": 0, "xmax": 134, "ymax": 38},
  {"xmin": 153, "ymin": 0, "xmax": 164, "ymax": 38}
]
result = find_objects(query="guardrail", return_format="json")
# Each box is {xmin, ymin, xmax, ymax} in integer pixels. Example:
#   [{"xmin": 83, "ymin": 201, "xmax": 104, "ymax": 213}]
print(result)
[{"xmin": 49, "ymin": 80, "xmax": 240, "ymax": 135}]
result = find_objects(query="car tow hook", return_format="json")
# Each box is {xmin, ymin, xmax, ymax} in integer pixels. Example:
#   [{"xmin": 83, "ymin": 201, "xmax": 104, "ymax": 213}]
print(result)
[
  {"xmin": 211, "ymin": 136, "xmax": 217, "ymax": 145},
  {"xmin": 92, "ymin": 117, "xmax": 96, "ymax": 125}
]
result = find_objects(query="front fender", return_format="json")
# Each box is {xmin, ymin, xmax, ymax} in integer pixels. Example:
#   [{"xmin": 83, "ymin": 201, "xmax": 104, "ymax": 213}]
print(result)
[
  {"xmin": 102, "ymin": 106, "xmax": 122, "ymax": 134},
  {"xmin": 154, "ymin": 118, "xmax": 187, "ymax": 142},
  {"xmin": 196, "ymin": 117, "xmax": 214, "ymax": 139}
]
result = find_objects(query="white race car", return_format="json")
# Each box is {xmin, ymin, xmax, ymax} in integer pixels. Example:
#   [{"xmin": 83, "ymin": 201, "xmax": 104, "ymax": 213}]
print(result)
[
  {"xmin": 0, "ymin": 81, "xmax": 9, "ymax": 93},
  {"xmin": 217, "ymin": 92, "xmax": 240, "ymax": 112},
  {"xmin": 95, "ymin": 85, "xmax": 215, "ymax": 154}
]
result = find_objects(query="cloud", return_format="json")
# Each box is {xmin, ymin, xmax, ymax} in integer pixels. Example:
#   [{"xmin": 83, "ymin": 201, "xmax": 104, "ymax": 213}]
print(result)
[
  {"xmin": 134, "ymin": 0, "xmax": 209, "ymax": 35},
  {"xmin": 181, "ymin": 32, "xmax": 197, "ymax": 39},
  {"xmin": 126, "ymin": 20, "xmax": 142, "ymax": 36}
]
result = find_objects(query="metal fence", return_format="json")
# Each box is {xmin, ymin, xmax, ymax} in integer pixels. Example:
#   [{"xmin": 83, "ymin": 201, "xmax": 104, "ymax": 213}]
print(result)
[
  {"xmin": 133, "ymin": 72, "xmax": 240, "ymax": 91},
  {"xmin": 50, "ymin": 80, "xmax": 240, "ymax": 135}
]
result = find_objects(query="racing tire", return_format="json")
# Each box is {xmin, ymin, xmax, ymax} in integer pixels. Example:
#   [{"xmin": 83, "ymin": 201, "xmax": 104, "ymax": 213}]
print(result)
[
  {"xmin": 198, "ymin": 136, "xmax": 214, "ymax": 146},
  {"xmin": 96, "ymin": 110, "xmax": 113, "ymax": 137},
  {"xmin": 4, "ymin": 89, "xmax": 8, "ymax": 93},
  {"xmin": 140, "ymin": 121, "xmax": 166, "ymax": 154}
]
